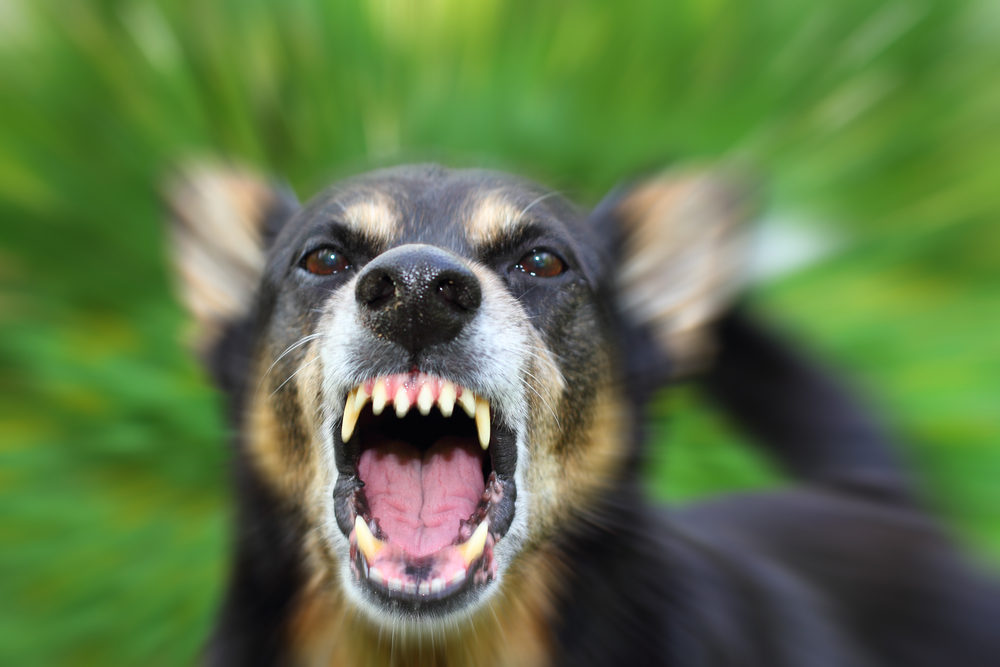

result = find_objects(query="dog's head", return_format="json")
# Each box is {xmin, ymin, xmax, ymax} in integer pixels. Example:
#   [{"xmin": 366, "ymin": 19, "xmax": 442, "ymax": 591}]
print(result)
[{"xmin": 167, "ymin": 163, "xmax": 750, "ymax": 629}]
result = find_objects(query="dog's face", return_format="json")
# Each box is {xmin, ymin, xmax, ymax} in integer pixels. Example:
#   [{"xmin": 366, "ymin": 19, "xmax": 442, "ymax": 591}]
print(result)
[
  {"xmin": 254, "ymin": 165, "xmax": 623, "ymax": 622},
  {"xmin": 168, "ymin": 163, "xmax": 748, "ymax": 631}
]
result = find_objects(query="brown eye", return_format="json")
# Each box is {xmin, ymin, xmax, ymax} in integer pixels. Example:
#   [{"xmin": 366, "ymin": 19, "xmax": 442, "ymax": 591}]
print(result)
[
  {"xmin": 303, "ymin": 246, "xmax": 351, "ymax": 275},
  {"xmin": 514, "ymin": 249, "xmax": 565, "ymax": 278}
]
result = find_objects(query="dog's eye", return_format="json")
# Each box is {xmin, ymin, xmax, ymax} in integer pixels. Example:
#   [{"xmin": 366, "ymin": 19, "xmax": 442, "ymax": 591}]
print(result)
[
  {"xmin": 302, "ymin": 246, "xmax": 351, "ymax": 275},
  {"xmin": 514, "ymin": 249, "xmax": 565, "ymax": 278}
]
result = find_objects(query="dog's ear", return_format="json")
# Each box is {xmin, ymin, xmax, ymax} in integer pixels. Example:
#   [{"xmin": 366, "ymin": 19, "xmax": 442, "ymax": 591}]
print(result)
[
  {"xmin": 590, "ymin": 167, "xmax": 756, "ymax": 379},
  {"xmin": 164, "ymin": 163, "xmax": 299, "ymax": 356}
]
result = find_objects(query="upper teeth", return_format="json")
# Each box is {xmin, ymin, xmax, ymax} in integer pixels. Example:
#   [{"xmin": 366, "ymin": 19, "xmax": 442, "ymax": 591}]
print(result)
[{"xmin": 341, "ymin": 377, "xmax": 491, "ymax": 450}]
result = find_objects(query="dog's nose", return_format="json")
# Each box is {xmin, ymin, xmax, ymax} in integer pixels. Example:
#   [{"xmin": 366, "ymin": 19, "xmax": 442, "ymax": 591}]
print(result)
[{"xmin": 355, "ymin": 244, "xmax": 482, "ymax": 353}]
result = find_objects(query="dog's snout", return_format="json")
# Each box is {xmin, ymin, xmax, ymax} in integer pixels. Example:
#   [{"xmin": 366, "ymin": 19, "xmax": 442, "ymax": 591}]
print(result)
[{"xmin": 355, "ymin": 244, "xmax": 481, "ymax": 353}]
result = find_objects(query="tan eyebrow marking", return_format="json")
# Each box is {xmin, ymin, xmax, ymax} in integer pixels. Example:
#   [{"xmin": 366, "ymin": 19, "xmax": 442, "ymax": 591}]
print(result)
[
  {"xmin": 464, "ymin": 189, "xmax": 557, "ymax": 247},
  {"xmin": 337, "ymin": 191, "xmax": 400, "ymax": 242}
]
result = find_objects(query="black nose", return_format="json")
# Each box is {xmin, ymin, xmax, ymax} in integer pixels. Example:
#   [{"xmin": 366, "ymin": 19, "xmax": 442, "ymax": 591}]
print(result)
[{"xmin": 355, "ymin": 244, "xmax": 482, "ymax": 354}]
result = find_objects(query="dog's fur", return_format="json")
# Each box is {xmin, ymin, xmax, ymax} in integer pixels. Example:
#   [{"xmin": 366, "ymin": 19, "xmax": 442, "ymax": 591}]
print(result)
[{"xmin": 167, "ymin": 163, "xmax": 1000, "ymax": 666}]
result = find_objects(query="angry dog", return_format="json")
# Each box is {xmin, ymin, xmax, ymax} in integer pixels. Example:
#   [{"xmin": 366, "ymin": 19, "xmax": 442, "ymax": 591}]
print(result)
[{"xmin": 167, "ymin": 164, "xmax": 1000, "ymax": 666}]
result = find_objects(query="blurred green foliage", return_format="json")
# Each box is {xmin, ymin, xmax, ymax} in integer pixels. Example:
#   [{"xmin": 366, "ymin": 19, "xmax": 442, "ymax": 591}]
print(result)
[{"xmin": 1, "ymin": 0, "xmax": 998, "ymax": 663}]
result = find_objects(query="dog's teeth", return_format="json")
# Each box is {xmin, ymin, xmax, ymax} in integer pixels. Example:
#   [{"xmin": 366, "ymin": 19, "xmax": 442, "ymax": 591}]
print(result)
[
  {"xmin": 371, "ymin": 379, "xmax": 388, "ymax": 415},
  {"xmin": 457, "ymin": 389, "xmax": 476, "ymax": 418},
  {"xmin": 418, "ymin": 582, "xmax": 430, "ymax": 596},
  {"xmin": 475, "ymin": 398, "xmax": 490, "ymax": 450},
  {"xmin": 370, "ymin": 567, "xmax": 384, "ymax": 584},
  {"xmin": 404, "ymin": 581, "xmax": 417, "ymax": 594},
  {"xmin": 342, "ymin": 388, "xmax": 361, "ymax": 443},
  {"xmin": 458, "ymin": 520, "xmax": 489, "ymax": 565},
  {"xmin": 354, "ymin": 385, "xmax": 370, "ymax": 411},
  {"xmin": 354, "ymin": 516, "xmax": 384, "ymax": 561},
  {"xmin": 417, "ymin": 383, "xmax": 433, "ymax": 415},
  {"xmin": 394, "ymin": 385, "xmax": 410, "ymax": 418},
  {"xmin": 449, "ymin": 569, "xmax": 466, "ymax": 586},
  {"xmin": 438, "ymin": 381, "xmax": 456, "ymax": 417},
  {"xmin": 389, "ymin": 578, "xmax": 402, "ymax": 592},
  {"xmin": 430, "ymin": 578, "xmax": 444, "ymax": 593}
]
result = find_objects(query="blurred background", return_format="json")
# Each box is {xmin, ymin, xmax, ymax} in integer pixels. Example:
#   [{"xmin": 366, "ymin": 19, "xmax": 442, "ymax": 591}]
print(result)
[{"xmin": 1, "ymin": 0, "xmax": 998, "ymax": 663}]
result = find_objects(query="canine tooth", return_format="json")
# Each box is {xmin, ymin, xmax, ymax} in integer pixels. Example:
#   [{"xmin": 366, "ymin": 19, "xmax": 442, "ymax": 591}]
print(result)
[
  {"xmin": 430, "ymin": 578, "xmax": 444, "ymax": 593},
  {"xmin": 418, "ymin": 582, "xmax": 430, "ymax": 596},
  {"xmin": 354, "ymin": 516, "xmax": 384, "ymax": 561},
  {"xmin": 449, "ymin": 569, "xmax": 466, "ymax": 586},
  {"xmin": 389, "ymin": 578, "xmax": 402, "ymax": 592},
  {"xmin": 475, "ymin": 398, "xmax": 490, "ymax": 450},
  {"xmin": 438, "ymin": 381, "xmax": 456, "ymax": 417},
  {"xmin": 342, "ymin": 389, "xmax": 361, "ymax": 442},
  {"xmin": 394, "ymin": 385, "xmax": 410, "ymax": 417},
  {"xmin": 371, "ymin": 380, "xmax": 388, "ymax": 415},
  {"xmin": 370, "ymin": 567, "xmax": 384, "ymax": 584},
  {"xmin": 457, "ymin": 389, "xmax": 476, "ymax": 418},
  {"xmin": 459, "ymin": 520, "xmax": 489, "ymax": 565},
  {"xmin": 354, "ymin": 385, "xmax": 370, "ymax": 411},
  {"xmin": 417, "ymin": 383, "xmax": 433, "ymax": 415}
]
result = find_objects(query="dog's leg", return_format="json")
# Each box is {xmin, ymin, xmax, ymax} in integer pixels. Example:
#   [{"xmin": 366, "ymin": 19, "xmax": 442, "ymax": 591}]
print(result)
[{"xmin": 702, "ymin": 308, "xmax": 913, "ymax": 499}]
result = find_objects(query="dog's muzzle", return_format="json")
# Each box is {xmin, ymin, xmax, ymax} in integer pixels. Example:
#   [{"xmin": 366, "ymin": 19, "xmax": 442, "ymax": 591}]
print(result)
[{"xmin": 327, "ymin": 245, "xmax": 521, "ymax": 616}]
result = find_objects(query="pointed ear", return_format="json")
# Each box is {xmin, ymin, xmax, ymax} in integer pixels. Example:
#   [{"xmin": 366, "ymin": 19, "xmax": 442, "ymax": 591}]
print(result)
[
  {"xmin": 591, "ymin": 167, "xmax": 758, "ymax": 378},
  {"xmin": 164, "ymin": 163, "xmax": 299, "ymax": 356}
]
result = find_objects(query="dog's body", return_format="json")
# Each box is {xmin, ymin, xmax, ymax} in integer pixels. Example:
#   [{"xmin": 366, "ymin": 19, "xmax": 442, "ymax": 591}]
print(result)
[{"xmin": 168, "ymin": 164, "xmax": 999, "ymax": 666}]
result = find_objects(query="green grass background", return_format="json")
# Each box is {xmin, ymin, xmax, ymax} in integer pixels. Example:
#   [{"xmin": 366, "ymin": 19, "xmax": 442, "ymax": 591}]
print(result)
[{"xmin": 1, "ymin": 0, "xmax": 998, "ymax": 663}]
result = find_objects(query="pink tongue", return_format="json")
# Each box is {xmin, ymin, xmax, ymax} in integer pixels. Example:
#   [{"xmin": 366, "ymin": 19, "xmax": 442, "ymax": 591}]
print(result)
[{"xmin": 358, "ymin": 437, "xmax": 485, "ymax": 557}]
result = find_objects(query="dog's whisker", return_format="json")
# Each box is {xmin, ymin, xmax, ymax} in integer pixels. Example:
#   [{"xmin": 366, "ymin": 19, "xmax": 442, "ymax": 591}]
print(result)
[
  {"xmin": 254, "ymin": 333, "xmax": 328, "ymax": 402},
  {"xmin": 270, "ymin": 355, "xmax": 321, "ymax": 397},
  {"xmin": 519, "ymin": 371, "xmax": 562, "ymax": 429},
  {"xmin": 513, "ymin": 190, "xmax": 562, "ymax": 228},
  {"xmin": 262, "ymin": 332, "xmax": 327, "ymax": 381}
]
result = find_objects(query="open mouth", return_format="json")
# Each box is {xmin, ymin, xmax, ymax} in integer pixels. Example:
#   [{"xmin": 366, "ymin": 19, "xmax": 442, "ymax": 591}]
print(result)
[{"xmin": 332, "ymin": 372, "xmax": 517, "ymax": 610}]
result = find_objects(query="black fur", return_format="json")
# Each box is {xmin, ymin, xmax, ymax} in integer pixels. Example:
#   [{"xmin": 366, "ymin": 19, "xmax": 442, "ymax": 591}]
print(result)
[
  {"xmin": 549, "ymin": 312, "xmax": 1000, "ymax": 665},
  {"xmin": 188, "ymin": 165, "xmax": 999, "ymax": 665}
]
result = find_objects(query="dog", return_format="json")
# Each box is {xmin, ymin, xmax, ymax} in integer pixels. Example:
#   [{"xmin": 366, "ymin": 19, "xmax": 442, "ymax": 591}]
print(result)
[{"xmin": 166, "ymin": 163, "xmax": 1000, "ymax": 666}]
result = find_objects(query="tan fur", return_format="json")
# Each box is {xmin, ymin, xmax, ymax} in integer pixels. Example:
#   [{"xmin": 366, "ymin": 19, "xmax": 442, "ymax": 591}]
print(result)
[
  {"xmin": 338, "ymin": 191, "xmax": 401, "ymax": 244},
  {"xmin": 616, "ymin": 170, "xmax": 750, "ymax": 376},
  {"xmin": 463, "ymin": 190, "xmax": 538, "ymax": 247},
  {"xmin": 246, "ymin": 390, "xmax": 298, "ymax": 498},
  {"xmin": 527, "ymin": 356, "xmax": 629, "ymax": 537},
  {"xmin": 166, "ymin": 165, "xmax": 280, "ymax": 354},
  {"xmin": 246, "ymin": 341, "xmax": 329, "ymax": 507}
]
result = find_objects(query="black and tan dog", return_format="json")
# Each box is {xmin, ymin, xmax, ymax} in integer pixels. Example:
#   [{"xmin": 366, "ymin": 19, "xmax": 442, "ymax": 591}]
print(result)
[{"xmin": 167, "ymin": 164, "xmax": 999, "ymax": 666}]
